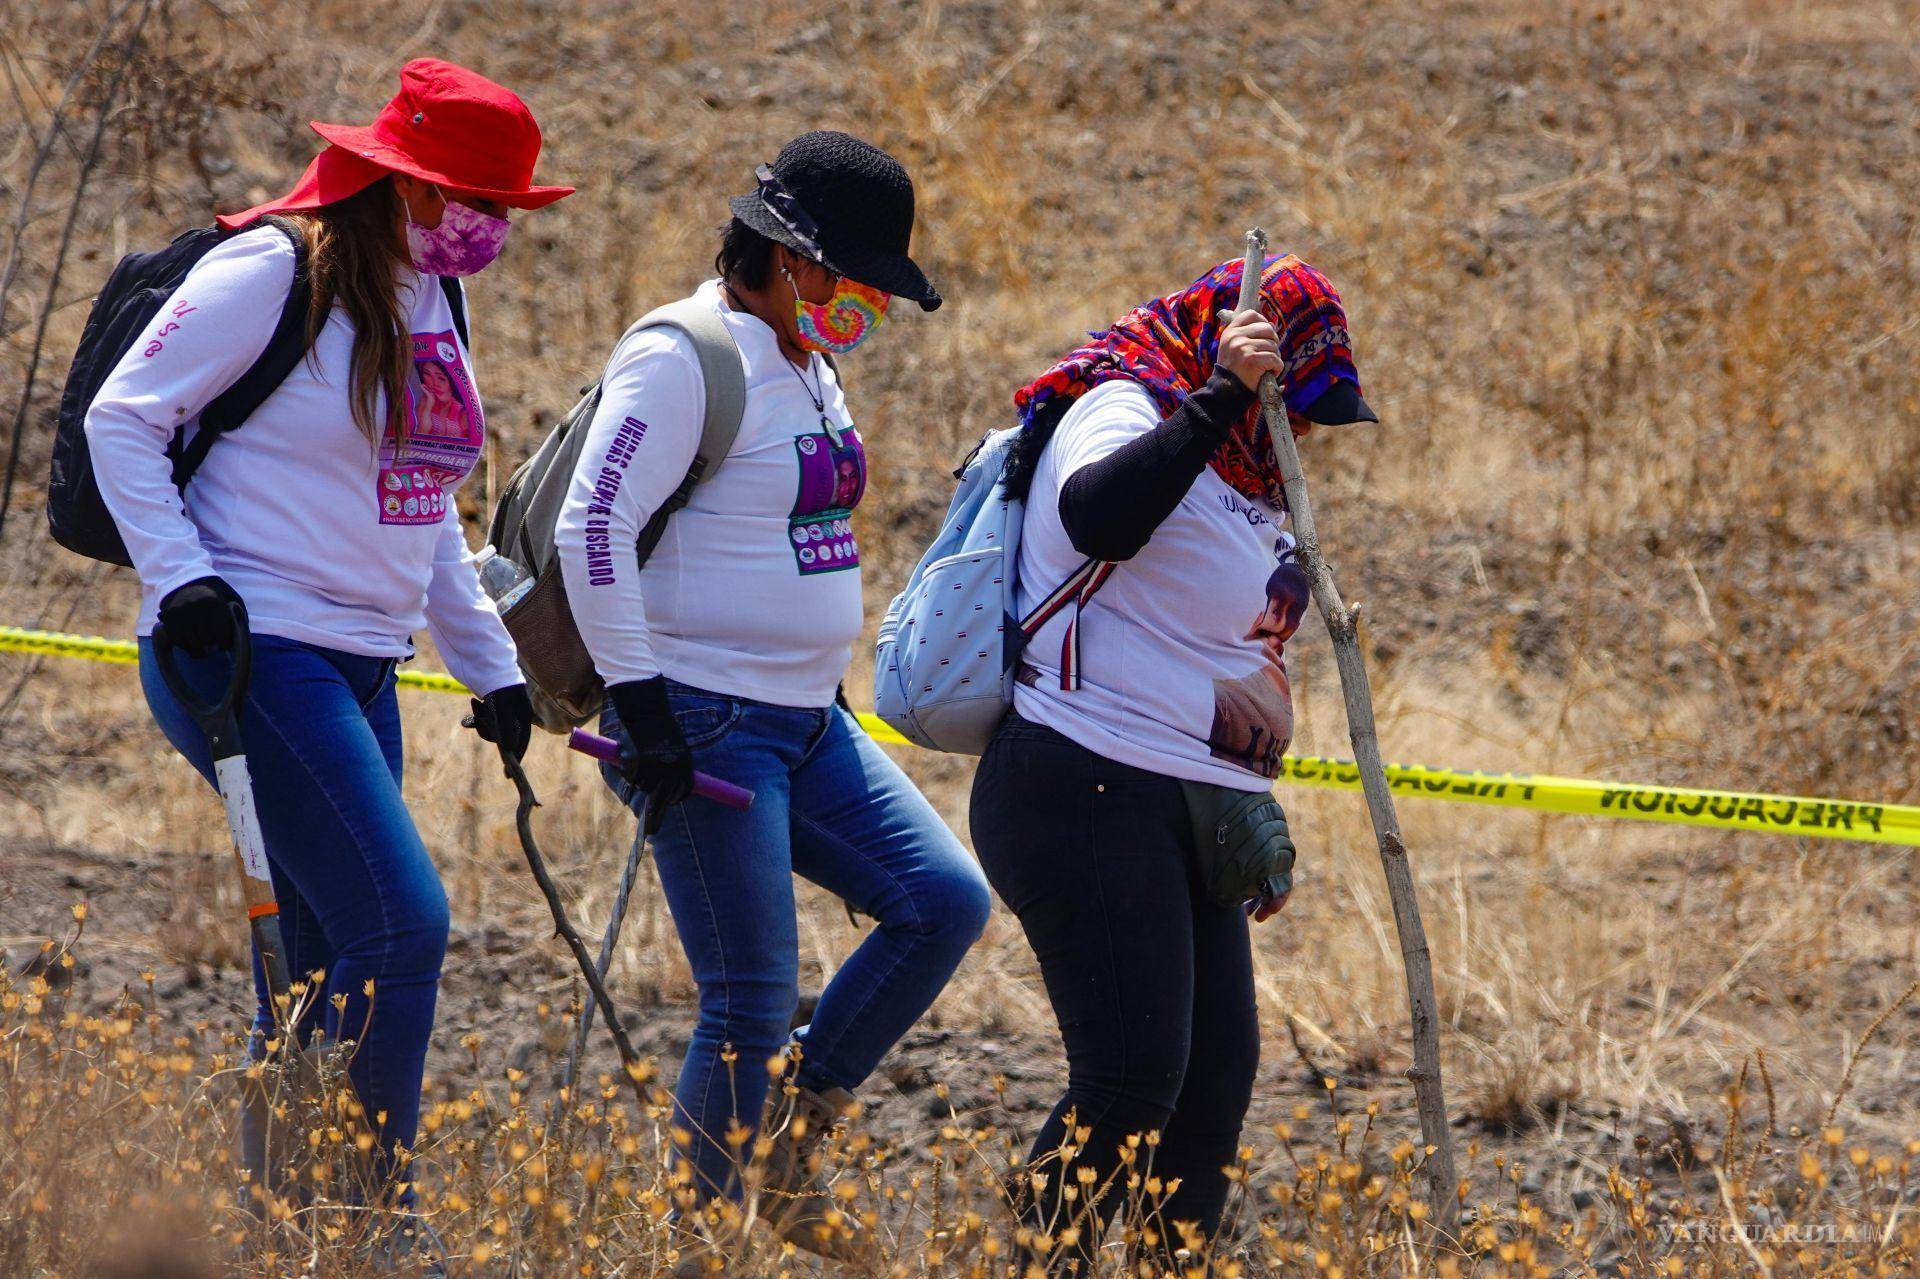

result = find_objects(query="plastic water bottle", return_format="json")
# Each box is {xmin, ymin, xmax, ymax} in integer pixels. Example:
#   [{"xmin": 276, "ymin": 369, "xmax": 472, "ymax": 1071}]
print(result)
[{"xmin": 475, "ymin": 544, "xmax": 534, "ymax": 613}]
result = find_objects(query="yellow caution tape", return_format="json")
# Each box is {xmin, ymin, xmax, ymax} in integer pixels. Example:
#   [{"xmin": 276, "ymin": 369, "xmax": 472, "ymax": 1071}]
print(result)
[
  {"xmin": 0, "ymin": 626, "xmax": 142, "ymax": 667},
  {"xmin": 0, "ymin": 625, "xmax": 492, "ymax": 696},
  {"xmin": 0, "ymin": 624, "xmax": 919, "ymax": 736},
  {"xmin": 852, "ymin": 712, "xmax": 912, "ymax": 746},
  {"xmin": 390, "ymin": 668, "xmax": 476, "ymax": 696},
  {"xmin": 1278, "ymin": 756, "xmax": 1919, "ymax": 847},
  {"xmin": 6, "ymin": 624, "xmax": 1914, "ymax": 845}
]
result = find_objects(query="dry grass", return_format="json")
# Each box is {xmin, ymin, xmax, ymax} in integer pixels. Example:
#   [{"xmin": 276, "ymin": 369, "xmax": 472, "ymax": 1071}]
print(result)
[
  {"xmin": 2, "ymin": 0, "xmax": 1919, "ymax": 1272},
  {"xmin": 8, "ymin": 918, "xmax": 1919, "ymax": 1276}
]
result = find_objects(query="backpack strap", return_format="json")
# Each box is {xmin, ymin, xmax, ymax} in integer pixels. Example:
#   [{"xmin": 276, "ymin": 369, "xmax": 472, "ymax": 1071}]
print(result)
[
  {"xmin": 627, "ymin": 297, "xmax": 748, "ymax": 566},
  {"xmin": 438, "ymin": 275, "xmax": 469, "ymax": 348},
  {"xmin": 173, "ymin": 214, "xmax": 312, "ymax": 486},
  {"xmin": 1017, "ymin": 557, "xmax": 1117, "ymax": 691},
  {"xmin": 1055, "ymin": 561, "xmax": 1117, "ymax": 691}
]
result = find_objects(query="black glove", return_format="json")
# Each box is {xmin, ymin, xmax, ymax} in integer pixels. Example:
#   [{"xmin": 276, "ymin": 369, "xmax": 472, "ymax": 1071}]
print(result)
[
  {"xmin": 468, "ymin": 683, "xmax": 535, "ymax": 775},
  {"xmin": 157, "ymin": 576, "xmax": 245, "ymax": 657},
  {"xmin": 607, "ymin": 677, "xmax": 694, "ymax": 814}
]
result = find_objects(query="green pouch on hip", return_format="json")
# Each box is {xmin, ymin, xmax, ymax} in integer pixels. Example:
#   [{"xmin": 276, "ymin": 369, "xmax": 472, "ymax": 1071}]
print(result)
[{"xmin": 1179, "ymin": 781, "xmax": 1296, "ymax": 909}]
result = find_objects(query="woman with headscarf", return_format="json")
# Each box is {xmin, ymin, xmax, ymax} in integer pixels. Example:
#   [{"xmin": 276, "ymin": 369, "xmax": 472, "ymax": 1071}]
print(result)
[
  {"xmin": 971, "ymin": 251, "xmax": 1376, "ymax": 1268},
  {"xmin": 85, "ymin": 58, "xmax": 569, "ymax": 1268}
]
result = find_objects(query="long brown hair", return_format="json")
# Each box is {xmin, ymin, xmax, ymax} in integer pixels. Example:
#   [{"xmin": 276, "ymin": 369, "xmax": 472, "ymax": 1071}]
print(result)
[{"xmin": 287, "ymin": 177, "xmax": 412, "ymax": 445}]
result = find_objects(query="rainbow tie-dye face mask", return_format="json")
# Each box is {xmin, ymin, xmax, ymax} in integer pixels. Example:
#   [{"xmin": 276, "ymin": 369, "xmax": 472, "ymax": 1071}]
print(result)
[{"xmin": 794, "ymin": 276, "xmax": 891, "ymax": 355}]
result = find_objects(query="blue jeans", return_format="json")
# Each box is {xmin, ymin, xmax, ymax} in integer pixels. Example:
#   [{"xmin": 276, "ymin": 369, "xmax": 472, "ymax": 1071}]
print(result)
[
  {"xmin": 139, "ymin": 634, "xmax": 449, "ymax": 1199},
  {"xmin": 599, "ymin": 683, "xmax": 991, "ymax": 1199}
]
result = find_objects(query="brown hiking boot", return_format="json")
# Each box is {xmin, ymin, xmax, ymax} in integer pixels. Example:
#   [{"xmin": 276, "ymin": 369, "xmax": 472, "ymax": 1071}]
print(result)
[{"xmin": 756, "ymin": 1083, "xmax": 870, "ymax": 1261}]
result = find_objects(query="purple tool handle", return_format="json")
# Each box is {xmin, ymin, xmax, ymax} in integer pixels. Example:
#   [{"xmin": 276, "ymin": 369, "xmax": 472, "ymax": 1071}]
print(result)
[{"xmin": 568, "ymin": 728, "xmax": 755, "ymax": 810}]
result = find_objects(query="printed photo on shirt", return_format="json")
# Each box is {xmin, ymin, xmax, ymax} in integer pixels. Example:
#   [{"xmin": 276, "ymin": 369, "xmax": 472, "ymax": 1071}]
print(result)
[
  {"xmin": 1207, "ymin": 554, "xmax": 1309, "ymax": 778},
  {"xmin": 787, "ymin": 429, "xmax": 865, "ymax": 575},
  {"xmin": 377, "ymin": 329, "xmax": 483, "ymax": 526},
  {"xmin": 413, "ymin": 357, "xmax": 472, "ymax": 442}
]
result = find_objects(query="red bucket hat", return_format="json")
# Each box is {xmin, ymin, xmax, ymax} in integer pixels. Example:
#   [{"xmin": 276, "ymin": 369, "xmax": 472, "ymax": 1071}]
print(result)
[{"xmin": 217, "ymin": 58, "xmax": 573, "ymax": 229}]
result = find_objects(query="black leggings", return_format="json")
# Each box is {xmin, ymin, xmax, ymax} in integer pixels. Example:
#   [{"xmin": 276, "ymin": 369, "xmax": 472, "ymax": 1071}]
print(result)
[{"xmin": 970, "ymin": 712, "xmax": 1259, "ymax": 1263}]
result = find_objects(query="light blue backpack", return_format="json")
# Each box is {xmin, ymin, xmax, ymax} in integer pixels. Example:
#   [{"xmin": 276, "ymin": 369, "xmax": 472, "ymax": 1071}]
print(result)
[{"xmin": 874, "ymin": 429, "xmax": 1109, "ymax": 754}]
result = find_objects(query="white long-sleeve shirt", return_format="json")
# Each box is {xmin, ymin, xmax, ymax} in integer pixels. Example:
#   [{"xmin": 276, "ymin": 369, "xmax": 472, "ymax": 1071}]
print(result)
[
  {"xmin": 1014, "ymin": 379, "xmax": 1302, "ymax": 790},
  {"xmin": 554, "ymin": 280, "xmax": 866, "ymax": 708},
  {"xmin": 85, "ymin": 224, "xmax": 521, "ymax": 696}
]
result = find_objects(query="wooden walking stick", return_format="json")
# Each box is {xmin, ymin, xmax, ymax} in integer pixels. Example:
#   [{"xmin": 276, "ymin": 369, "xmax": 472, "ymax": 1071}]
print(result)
[
  {"xmin": 553, "ymin": 730, "xmax": 754, "ymax": 1097},
  {"xmin": 559, "ymin": 818, "xmax": 647, "ymax": 1100},
  {"xmin": 1235, "ymin": 228, "xmax": 1460, "ymax": 1230},
  {"xmin": 498, "ymin": 751, "xmax": 656, "ymax": 1113},
  {"xmin": 475, "ymin": 718, "xmax": 755, "ymax": 1109}
]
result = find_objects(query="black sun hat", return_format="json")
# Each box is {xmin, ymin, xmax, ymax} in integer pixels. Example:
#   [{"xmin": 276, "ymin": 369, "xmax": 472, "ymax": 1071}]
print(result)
[{"xmin": 729, "ymin": 131, "xmax": 941, "ymax": 312}]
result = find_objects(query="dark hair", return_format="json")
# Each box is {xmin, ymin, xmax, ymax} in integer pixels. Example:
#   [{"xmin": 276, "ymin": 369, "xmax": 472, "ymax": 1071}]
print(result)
[
  {"xmin": 715, "ymin": 216, "xmax": 779, "ymax": 290},
  {"xmin": 288, "ymin": 178, "xmax": 412, "ymax": 445},
  {"xmin": 420, "ymin": 358, "xmax": 465, "ymax": 408},
  {"xmin": 997, "ymin": 398, "xmax": 1073, "ymax": 501}
]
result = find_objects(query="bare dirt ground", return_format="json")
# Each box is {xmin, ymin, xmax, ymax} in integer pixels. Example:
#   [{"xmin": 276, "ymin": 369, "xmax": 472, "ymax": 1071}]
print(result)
[{"xmin": 19, "ymin": 825, "xmax": 1874, "ymax": 1262}]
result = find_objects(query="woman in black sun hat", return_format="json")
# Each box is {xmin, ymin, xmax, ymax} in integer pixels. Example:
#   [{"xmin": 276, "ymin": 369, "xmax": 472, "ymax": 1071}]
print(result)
[{"xmin": 553, "ymin": 132, "xmax": 987, "ymax": 1265}]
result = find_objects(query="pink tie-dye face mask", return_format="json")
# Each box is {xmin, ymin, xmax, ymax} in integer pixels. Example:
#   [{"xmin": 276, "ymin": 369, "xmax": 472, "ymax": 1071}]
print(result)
[{"xmin": 406, "ymin": 193, "xmax": 510, "ymax": 277}]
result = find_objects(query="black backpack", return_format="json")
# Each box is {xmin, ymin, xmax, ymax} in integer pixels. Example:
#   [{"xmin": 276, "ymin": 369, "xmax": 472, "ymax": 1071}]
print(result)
[{"xmin": 47, "ymin": 215, "xmax": 468, "ymax": 566}]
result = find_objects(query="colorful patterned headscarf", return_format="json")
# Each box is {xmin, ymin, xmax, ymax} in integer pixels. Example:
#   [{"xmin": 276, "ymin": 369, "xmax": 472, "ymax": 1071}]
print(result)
[{"xmin": 1012, "ymin": 253, "xmax": 1363, "ymax": 509}]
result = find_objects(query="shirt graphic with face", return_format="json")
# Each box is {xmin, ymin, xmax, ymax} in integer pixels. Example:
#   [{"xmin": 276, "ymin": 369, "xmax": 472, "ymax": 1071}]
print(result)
[
  {"xmin": 378, "ymin": 329, "xmax": 483, "ymax": 526},
  {"xmin": 1206, "ymin": 551, "xmax": 1310, "ymax": 777},
  {"xmin": 788, "ymin": 429, "xmax": 865, "ymax": 574}
]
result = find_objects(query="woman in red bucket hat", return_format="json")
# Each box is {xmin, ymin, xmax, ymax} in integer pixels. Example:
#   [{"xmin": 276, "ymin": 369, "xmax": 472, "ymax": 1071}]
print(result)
[
  {"xmin": 217, "ymin": 57, "xmax": 574, "ymax": 228},
  {"xmin": 84, "ymin": 58, "xmax": 569, "ymax": 1270}
]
